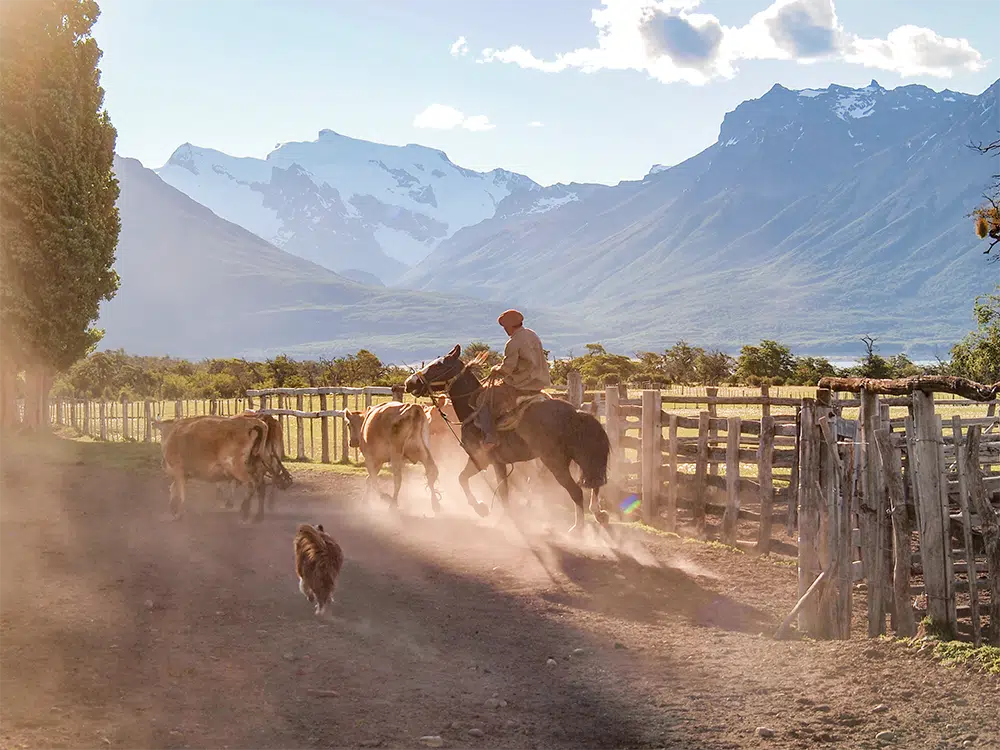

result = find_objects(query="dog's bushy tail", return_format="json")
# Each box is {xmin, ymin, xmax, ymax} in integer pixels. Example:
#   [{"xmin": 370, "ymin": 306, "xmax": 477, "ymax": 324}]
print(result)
[{"xmin": 295, "ymin": 523, "xmax": 344, "ymax": 602}]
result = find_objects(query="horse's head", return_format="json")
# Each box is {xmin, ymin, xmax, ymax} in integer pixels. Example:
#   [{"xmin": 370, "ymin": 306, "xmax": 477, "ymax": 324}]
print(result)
[{"xmin": 404, "ymin": 344, "xmax": 464, "ymax": 397}]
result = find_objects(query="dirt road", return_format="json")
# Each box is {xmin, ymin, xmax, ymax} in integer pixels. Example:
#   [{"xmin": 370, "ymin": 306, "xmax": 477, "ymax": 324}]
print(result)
[{"xmin": 1, "ymin": 441, "xmax": 998, "ymax": 749}]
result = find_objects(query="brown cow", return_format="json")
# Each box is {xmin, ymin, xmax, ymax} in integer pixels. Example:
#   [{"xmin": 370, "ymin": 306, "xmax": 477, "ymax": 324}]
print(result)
[
  {"xmin": 156, "ymin": 413, "xmax": 290, "ymax": 522},
  {"xmin": 344, "ymin": 401, "xmax": 441, "ymax": 514},
  {"xmin": 218, "ymin": 410, "xmax": 292, "ymax": 510}
]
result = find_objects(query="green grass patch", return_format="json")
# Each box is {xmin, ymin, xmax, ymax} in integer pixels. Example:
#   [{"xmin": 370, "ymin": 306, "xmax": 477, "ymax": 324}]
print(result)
[
  {"xmin": 895, "ymin": 633, "xmax": 1000, "ymax": 676},
  {"xmin": 2, "ymin": 431, "xmax": 164, "ymax": 473}
]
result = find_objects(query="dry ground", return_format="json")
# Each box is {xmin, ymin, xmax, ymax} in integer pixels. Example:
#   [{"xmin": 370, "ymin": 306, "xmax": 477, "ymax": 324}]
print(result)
[{"xmin": 1, "ymin": 436, "xmax": 998, "ymax": 750}]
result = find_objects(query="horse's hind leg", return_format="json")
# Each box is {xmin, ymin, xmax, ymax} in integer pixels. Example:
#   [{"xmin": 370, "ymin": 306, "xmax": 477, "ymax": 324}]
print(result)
[
  {"xmin": 589, "ymin": 487, "xmax": 610, "ymax": 528},
  {"xmin": 458, "ymin": 457, "xmax": 490, "ymax": 518},
  {"xmin": 542, "ymin": 458, "xmax": 586, "ymax": 535}
]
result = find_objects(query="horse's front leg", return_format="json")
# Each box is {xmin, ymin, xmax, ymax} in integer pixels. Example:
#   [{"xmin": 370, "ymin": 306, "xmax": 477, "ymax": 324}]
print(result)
[
  {"xmin": 458, "ymin": 456, "xmax": 490, "ymax": 517},
  {"xmin": 492, "ymin": 459, "xmax": 513, "ymax": 515}
]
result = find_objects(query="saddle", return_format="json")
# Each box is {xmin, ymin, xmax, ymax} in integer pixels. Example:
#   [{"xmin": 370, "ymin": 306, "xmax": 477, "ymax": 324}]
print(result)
[{"xmin": 494, "ymin": 392, "xmax": 551, "ymax": 432}]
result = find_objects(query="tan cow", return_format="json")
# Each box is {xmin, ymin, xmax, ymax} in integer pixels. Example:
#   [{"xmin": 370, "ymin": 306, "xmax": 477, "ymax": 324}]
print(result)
[
  {"xmin": 344, "ymin": 401, "xmax": 441, "ymax": 514},
  {"xmin": 217, "ymin": 410, "xmax": 292, "ymax": 510},
  {"xmin": 156, "ymin": 413, "xmax": 291, "ymax": 522}
]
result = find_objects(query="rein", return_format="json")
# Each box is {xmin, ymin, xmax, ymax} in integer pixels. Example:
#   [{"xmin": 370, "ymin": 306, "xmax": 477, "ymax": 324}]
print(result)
[{"xmin": 413, "ymin": 363, "xmax": 512, "ymax": 509}]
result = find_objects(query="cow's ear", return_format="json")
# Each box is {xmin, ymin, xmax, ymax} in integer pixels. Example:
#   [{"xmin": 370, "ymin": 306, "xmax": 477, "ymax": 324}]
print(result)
[
  {"xmin": 436, "ymin": 395, "xmax": 446, "ymax": 408},
  {"xmin": 448, "ymin": 344, "xmax": 461, "ymax": 359}
]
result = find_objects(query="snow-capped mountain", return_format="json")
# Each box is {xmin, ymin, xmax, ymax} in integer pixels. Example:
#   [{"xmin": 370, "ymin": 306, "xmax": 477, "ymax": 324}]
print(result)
[
  {"xmin": 398, "ymin": 78, "xmax": 1000, "ymax": 358},
  {"xmin": 154, "ymin": 129, "xmax": 586, "ymax": 282}
]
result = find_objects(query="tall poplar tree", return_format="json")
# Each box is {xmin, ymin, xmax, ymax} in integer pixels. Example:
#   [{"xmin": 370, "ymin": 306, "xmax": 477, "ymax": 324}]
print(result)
[{"xmin": 0, "ymin": 0, "xmax": 121, "ymax": 428}]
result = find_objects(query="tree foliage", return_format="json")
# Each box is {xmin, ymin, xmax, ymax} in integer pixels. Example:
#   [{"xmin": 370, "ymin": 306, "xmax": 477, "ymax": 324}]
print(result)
[
  {"xmin": 970, "ymin": 137, "xmax": 1000, "ymax": 259},
  {"xmin": 950, "ymin": 285, "xmax": 1000, "ymax": 384},
  {"xmin": 1, "ymin": 0, "xmax": 121, "ymax": 371},
  {"xmin": 50, "ymin": 348, "xmax": 413, "ymax": 400}
]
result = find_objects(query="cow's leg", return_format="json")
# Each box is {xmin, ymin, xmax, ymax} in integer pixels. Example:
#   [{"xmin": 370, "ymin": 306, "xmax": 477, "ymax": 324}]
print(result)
[
  {"xmin": 418, "ymin": 446, "xmax": 442, "ymax": 514},
  {"xmin": 540, "ymin": 457, "xmax": 586, "ymax": 535},
  {"xmin": 458, "ymin": 457, "xmax": 490, "ymax": 518},
  {"xmin": 168, "ymin": 476, "xmax": 187, "ymax": 520},
  {"xmin": 388, "ymin": 448, "xmax": 404, "ymax": 510}
]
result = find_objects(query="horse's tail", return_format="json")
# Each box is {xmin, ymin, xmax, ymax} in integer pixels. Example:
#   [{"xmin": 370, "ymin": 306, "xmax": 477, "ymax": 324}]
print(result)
[{"xmin": 569, "ymin": 410, "xmax": 611, "ymax": 489}]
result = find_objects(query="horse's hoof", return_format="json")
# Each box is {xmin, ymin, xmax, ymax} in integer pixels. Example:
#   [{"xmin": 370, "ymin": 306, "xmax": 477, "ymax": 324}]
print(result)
[
  {"xmin": 431, "ymin": 500, "xmax": 442, "ymax": 514},
  {"xmin": 473, "ymin": 502, "xmax": 490, "ymax": 518},
  {"xmin": 595, "ymin": 510, "xmax": 611, "ymax": 527}
]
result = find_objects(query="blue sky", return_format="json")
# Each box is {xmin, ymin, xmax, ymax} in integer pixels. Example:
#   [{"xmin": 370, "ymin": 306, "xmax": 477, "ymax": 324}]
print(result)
[{"xmin": 93, "ymin": 0, "xmax": 998, "ymax": 186}]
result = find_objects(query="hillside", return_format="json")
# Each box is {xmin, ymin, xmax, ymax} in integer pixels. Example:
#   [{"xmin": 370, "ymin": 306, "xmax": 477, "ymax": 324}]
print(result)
[
  {"xmin": 96, "ymin": 156, "xmax": 590, "ymax": 361},
  {"xmin": 154, "ymin": 131, "xmax": 593, "ymax": 283},
  {"xmin": 398, "ymin": 79, "xmax": 1000, "ymax": 358}
]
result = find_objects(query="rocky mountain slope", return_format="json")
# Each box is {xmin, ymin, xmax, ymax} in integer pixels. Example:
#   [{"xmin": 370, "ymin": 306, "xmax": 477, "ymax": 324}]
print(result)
[
  {"xmin": 97, "ymin": 156, "xmax": 588, "ymax": 361},
  {"xmin": 398, "ymin": 79, "xmax": 1000, "ymax": 358},
  {"xmin": 154, "ymin": 130, "xmax": 592, "ymax": 284}
]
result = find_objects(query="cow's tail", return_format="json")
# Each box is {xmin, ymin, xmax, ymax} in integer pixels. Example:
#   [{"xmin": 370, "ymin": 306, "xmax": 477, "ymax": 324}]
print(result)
[
  {"xmin": 248, "ymin": 423, "xmax": 268, "ymax": 460},
  {"xmin": 568, "ymin": 410, "xmax": 611, "ymax": 489}
]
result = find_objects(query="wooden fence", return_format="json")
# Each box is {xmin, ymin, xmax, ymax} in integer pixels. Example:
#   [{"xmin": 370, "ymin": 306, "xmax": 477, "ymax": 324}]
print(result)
[
  {"xmin": 789, "ymin": 385, "xmax": 1000, "ymax": 644},
  {"xmin": 46, "ymin": 385, "xmax": 405, "ymax": 465}
]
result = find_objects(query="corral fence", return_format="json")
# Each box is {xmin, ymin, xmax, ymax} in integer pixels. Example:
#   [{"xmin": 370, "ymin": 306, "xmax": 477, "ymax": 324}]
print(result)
[
  {"xmin": 43, "ymin": 384, "xmax": 407, "ymax": 465},
  {"xmin": 800, "ymin": 382, "xmax": 1000, "ymax": 646}
]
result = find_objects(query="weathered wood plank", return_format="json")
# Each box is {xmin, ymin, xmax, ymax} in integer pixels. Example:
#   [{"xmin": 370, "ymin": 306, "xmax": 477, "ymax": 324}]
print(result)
[
  {"xmin": 860, "ymin": 389, "xmax": 886, "ymax": 637},
  {"xmin": 693, "ymin": 411, "xmax": 710, "ymax": 537},
  {"xmin": 797, "ymin": 399, "xmax": 822, "ymax": 635},
  {"xmin": 874, "ymin": 427, "xmax": 916, "ymax": 638},
  {"xmin": 722, "ymin": 416, "xmax": 742, "ymax": 545},
  {"xmin": 819, "ymin": 375, "xmax": 1000, "ymax": 401},
  {"xmin": 641, "ymin": 390, "xmax": 662, "ymax": 525},
  {"xmin": 912, "ymin": 390, "xmax": 956, "ymax": 637},
  {"xmin": 951, "ymin": 415, "xmax": 982, "ymax": 646},
  {"xmin": 965, "ymin": 425, "xmax": 1000, "ymax": 645},
  {"xmin": 666, "ymin": 415, "xmax": 679, "ymax": 532},
  {"xmin": 757, "ymin": 415, "xmax": 776, "ymax": 553}
]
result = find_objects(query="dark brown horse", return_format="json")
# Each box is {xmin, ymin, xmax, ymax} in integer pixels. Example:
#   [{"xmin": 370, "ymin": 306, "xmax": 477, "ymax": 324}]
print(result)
[{"xmin": 404, "ymin": 344, "xmax": 611, "ymax": 534}]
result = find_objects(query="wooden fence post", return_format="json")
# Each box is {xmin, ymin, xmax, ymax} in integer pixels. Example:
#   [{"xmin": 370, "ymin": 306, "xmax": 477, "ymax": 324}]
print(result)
[
  {"xmin": 757, "ymin": 415, "xmax": 776, "ymax": 552},
  {"xmin": 707, "ymin": 387, "xmax": 719, "ymax": 478},
  {"xmin": 797, "ymin": 398, "xmax": 822, "ymax": 635},
  {"xmin": 874, "ymin": 427, "xmax": 916, "ymax": 638},
  {"xmin": 296, "ymin": 393, "xmax": 306, "ymax": 461},
  {"xmin": 604, "ymin": 386, "xmax": 622, "ymax": 508},
  {"xmin": 722, "ymin": 416, "xmax": 742, "ymax": 545},
  {"xmin": 99, "ymin": 401, "xmax": 107, "ymax": 441},
  {"xmin": 965, "ymin": 425, "xmax": 1000, "ymax": 645},
  {"xmin": 391, "ymin": 384, "xmax": 404, "ymax": 403},
  {"xmin": 174, "ymin": 400, "xmax": 182, "ymax": 421},
  {"xmin": 860, "ymin": 389, "xmax": 887, "ymax": 636},
  {"xmin": 144, "ymin": 401, "xmax": 153, "ymax": 442},
  {"xmin": 760, "ymin": 383, "xmax": 770, "ymax": 419},
  {"xmin": 210, "ymin": 398, "xmax": 218, "ymax": 415},
  {"xmin": 83, "ymin": 400, "xmax": 91, "ymax": 436},
  {"xmin": 693, "ymin": 411, "xmax": 710, "ymax": 537},
  {"xmin": 640, "ymin": 390, "xmax": 661, "ymax": 525},
  {"xmin": 910, "ymin": 390, "xmax": 954, "ymax": 637},
  {"xmin": 121, "ymin": 396, "xmax": 129, "ymax": 441},
  {"xmin": 951, "ymin": 415, "xmax": 982, "ymax": 646},
  {"xmin": 666, "ymin": 414, "xmax": 678, "ymax": 532},
  {"xmin": 319, "ymin": 393, "xmax": 331, "ymax": 463},
  {"xmin": 567, "ymin": 371, "xmax": 583, "ymax": 409},
  {"xmin": 341, "ymin": 393, "xmax": 349, "ymax": 463},
  {"xmin": 786, "ymin": 406, "xmax": 801, "ymax": 535}
]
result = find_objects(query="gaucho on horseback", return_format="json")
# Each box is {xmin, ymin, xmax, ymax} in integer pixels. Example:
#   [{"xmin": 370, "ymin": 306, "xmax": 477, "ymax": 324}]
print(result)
[
  {"xmin": 403, "ymin": 311, "xmax": 613, "ymax": 535},
  {"xmin": 477, "ymin": 309, "xmax": 551, "ymax": 451}
]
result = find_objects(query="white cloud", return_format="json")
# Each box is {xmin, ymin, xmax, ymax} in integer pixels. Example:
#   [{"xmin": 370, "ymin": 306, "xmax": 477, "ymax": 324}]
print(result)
[
  {"xmin": 847, "ymin": 25, "xmax": 985, "ymax": 78},
  {"xmin": 413, "ymin": 104, "xmax": 495, "ymax": 131},
  {"xmin": 473, "ymin": 0, "xmax": 986, "ymax": 85},
  {"xmin": 527, "ymin": 121, "xmax": 544, "ymax": 128},
  {"xmin": 450, "ymin": 36, "xmax": 469, "ymax": 57}
]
